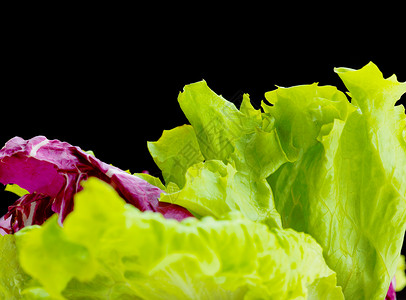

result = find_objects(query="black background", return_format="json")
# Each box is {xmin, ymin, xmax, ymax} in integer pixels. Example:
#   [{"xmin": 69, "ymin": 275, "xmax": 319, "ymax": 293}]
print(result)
[{"xmin": 1, "ymin": 9, "xmax": 405, "ymax": 297}]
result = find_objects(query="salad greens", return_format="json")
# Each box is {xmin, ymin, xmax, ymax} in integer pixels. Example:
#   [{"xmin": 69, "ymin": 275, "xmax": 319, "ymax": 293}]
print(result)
[
  {"xmin": 151, "ymin": 62, "xmax": 406, "ymax": 299},
  {"xmin": 268, "ymin": 63, "xmax": 406, "ymax": 299},
  {"xmin": 0, "ymin": 62, "xmax": 405, "ymax": 299},
  {"xmin": 4, "ymin": 178, "xmax": 343, "ymax": 299}
]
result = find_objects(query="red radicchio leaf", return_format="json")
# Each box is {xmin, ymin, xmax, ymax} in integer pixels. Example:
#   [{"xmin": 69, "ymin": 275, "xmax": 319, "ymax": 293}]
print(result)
[
  {"xmin": 1, "ymin": 193, "xmax": 53, "ymax": 234},
  {"xmin": 0, "ymin": 136, "xmax": 193, "ymax": 234},
  {"xmin": 386, "ymin": 277, "xmax": 397, "ymax": 300}
]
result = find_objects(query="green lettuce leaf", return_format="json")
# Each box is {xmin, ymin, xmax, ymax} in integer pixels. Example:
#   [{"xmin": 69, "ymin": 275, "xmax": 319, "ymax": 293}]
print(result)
[
  {"xmin": 147, "ymin": 125, "xmax": 204, "ymax": 188},
  {"xmin": 160, "ymin": 160, "xmax": 282, "ymax": 228},
  {"xmin": 12, "ymin": 178, "xmax": 343, "ymax": 299},
  {"xmin": 396, "ymin": 255, "xmax": 406, "ymax": 292},
  {"xmin": 262, "ymin": 83, "xmax": 351, "ymax": 161},
  {"xmin": 153, "ymin": 81, "xmax": 286, "ymax": 228},
  {"xmin": 5, "ymin": 183, "xmax": 30, "ymax": 197},
  {"xmin": 178, "ymin": 80, "xmax": 258, "ymax": 162},
  {"xmin": 0, "ymin": 235, "xmax": 31, "ymax": 299},
  {"xmin": 133, "ymin": 172, "xmax": 166, "ymax": 191},
  {"xmin": 149, "ymin": 62, "xmax": 406, "ymax": 298},
  {"xmin": 228, "ymin": 127, "xmax": 288, "ymax": 180},
  {"xmin": 268, "ymin": 62, "xmax": 406, "ymax": 299}
]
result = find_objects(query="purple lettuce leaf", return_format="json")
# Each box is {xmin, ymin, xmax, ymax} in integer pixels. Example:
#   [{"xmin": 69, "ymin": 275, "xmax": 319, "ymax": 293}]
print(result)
[
  {"xmin": 0, "ymin": 136, "xmax": 193, "ymax": 234},
  {"xmin": 1, "ymin": 193, "xmax": 53, "ymax": 234},
  {"xmin": 386, "ymin": 277, "xmax": 397, "ymax": 300}
]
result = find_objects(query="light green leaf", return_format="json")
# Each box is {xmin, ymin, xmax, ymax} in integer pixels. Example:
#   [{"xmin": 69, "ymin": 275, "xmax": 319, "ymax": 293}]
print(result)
[
  {"xmin": 13, "ymin": 178, "xmax": 343, "ymax": 299},
  {"xmin": 160, "ymin": 160, "xmax": 282, "ymax": 228},
  {"xmin": 160, "ymin": 160, "xmax": 229, "ymax": 219},
  {"xmin": 269, "ymin": 62, "xmax": 406, "ymax": 299},
  {"xmin": 15, "ymin": 215, "xmax": 95, "ymax": 299},
  {"xmin": 334, "ymin": 61, "xmax": 406, "ymax": 113},
  {"xmin": 147, "ymin": 125, "xmax": 204, "ymax": 188},
  {"xmin": 263, "ymin": 83, "xmax": 351, "ymax": 161},
  {"xmin": 239, "ymin": 93, "xmax": 262, "ymax": 126},
  {"xmin": 396, "ymin": 255, "xmax": 406, "ymax": 292},
  {"xmin": 178, "ymin": 80, "xmax": 255, "ymax": 162},
  {"xmin": 133, "ymin": 172, "xmax": 166, "ymax": 191},
  {"xmin": 0, "ymin": 234, "xmax": 31, "ymax": 299},
  {"xmin": 5, "ymin": 184, "xmax": 29, "ymax": 197},
  {"xmin": 229, "ymin": 128, "xmax": 288, "ymax": 180}
]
